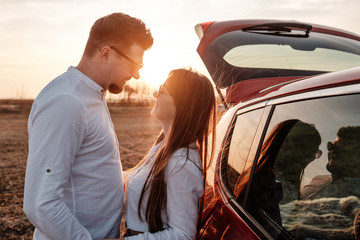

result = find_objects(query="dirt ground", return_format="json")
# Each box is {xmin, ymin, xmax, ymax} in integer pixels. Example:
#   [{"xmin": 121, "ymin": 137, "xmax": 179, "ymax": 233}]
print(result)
[{"xmin": 0, "ymin": 102, "xmax": 162, "ymax": 239}]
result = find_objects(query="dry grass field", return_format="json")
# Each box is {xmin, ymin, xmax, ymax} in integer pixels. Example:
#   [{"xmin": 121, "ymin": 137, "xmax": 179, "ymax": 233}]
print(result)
[{"xmin": 0, "ymin": 100, "xmax": 162, "ymax": 239}]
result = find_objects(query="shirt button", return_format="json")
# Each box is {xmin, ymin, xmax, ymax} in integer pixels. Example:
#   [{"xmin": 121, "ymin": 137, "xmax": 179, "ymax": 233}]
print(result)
[{"xmin": 46, "ymin": 169, "xmax": 51, "ymax": 173}]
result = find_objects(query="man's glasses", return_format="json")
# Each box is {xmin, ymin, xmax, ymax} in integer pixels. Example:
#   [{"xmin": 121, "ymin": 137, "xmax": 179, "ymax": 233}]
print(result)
[
  {"xmin": 153, "ymin": 84, "xmax": 170, "ymax": 98},
  {"xmin": 327, "ymin": 141, "xmax": 335, "ymax": 151},
  {"xmin": 109, "ymin": 46, "xmax": 143, "ymax": 69}
]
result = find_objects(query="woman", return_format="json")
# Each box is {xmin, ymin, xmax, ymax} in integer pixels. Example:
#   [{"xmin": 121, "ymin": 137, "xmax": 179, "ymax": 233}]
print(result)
[{"xmin": 123, "ymin": 68, "xmax": 216, "ymax": 239}]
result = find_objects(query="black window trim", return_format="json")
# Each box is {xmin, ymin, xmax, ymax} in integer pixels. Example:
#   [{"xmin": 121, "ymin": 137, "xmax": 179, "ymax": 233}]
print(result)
[{"xmin": 242, "ymin": 105, "xmax": 275, "ymax": 208}]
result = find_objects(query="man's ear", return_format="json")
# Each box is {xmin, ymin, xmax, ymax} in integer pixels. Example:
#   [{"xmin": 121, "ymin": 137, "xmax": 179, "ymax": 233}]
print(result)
[{"xmin": 98, "ymin": 46, "xmax": 111, "ymax": 62}]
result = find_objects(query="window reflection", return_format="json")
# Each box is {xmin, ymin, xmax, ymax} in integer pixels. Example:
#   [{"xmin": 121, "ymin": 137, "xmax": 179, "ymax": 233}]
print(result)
[
  {"xmin": 226, "ymin": 109, "xmax": 264, "ymax": 199},
  {"xmin": 302, "ymin": 126, "xmax": 360, "ymax": 200},
  {"xmin": 260, "ymin": 94, "xmax": 359, "ymax": 239},
  {"xmin": 224, "ymin": 94, "xmax": 360, "ymax": 239},
  {"xmin": 243, "ymin": 120, "xmax": 321, "ymax": 236}
]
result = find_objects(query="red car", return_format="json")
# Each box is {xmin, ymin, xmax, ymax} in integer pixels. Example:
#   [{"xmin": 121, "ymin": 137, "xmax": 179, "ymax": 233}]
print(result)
[{"xmin": 195, "ymin": 20, "xmax": 360, "ymax": 240}]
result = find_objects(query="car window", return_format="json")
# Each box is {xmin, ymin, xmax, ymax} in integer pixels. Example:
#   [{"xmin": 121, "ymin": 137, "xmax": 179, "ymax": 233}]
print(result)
[
  {"xmin": 224, "ymin": 41, "xmax": 360, "ymax": 72},
  {"xmin": 245, "ymin": 94, "xmax": 360, "ymax": 239},
  {"xmin": 202, "ymin": 29, "xmax": 360, "ymax": 88},
  {"xmin": 224, "ymin": 108, "xmax": 265, "ymax": 201}
]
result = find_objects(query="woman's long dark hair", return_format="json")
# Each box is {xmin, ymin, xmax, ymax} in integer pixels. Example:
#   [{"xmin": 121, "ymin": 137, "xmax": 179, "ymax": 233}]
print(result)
[{"xmin": 130, "ymin": 68, "xmax": 217, "ymax": 232}]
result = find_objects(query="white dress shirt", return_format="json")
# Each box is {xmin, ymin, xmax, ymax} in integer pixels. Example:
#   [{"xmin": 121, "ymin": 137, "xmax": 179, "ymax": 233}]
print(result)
[
  {"xmin": 24, "ymin": 66, "xmax": 123, "ymax": 240},
  {"xmin": 124, "ymin": 142, "xmax": 204, "ymax": 240}
]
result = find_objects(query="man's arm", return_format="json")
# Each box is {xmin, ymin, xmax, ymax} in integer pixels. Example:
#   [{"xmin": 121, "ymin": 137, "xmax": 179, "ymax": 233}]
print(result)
[{"xmin": 24, "ymin": 95, "xmax": 92, "ymax": 240}]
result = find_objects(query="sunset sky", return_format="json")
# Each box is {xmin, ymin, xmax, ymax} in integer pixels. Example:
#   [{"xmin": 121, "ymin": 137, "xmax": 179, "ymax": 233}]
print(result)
[{"xmin": 0, "ymin": 0, "xmax": 359, "ymax": 99}]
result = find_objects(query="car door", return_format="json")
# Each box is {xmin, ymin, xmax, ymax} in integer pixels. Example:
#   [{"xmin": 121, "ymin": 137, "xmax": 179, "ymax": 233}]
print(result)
[
  {"xmin": 198, "ymin": 105, "xmax": 273, "ymax": 239},
  {"xmin": 242, "ymin": 92, "xmax": 360, "ymax": 239}
]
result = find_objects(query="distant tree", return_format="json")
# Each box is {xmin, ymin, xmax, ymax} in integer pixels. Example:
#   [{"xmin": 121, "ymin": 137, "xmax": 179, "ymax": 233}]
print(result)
[
  {"xmin": 124, "ymin": 85, "xmax": 136, "ymax": 102},
  {"xmin": 106, "ymin": 80, "xmax": 155, "ymax": 106}
]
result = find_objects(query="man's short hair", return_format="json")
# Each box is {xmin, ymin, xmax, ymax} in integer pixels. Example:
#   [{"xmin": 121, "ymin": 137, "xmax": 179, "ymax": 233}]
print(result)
[
  {"xmin": 337, "ymin": 126, "xmax": 360, "ymax": 143},
  {"xmin": 84, "ymin": 12, "xmax": 153, "ymax": 57}
]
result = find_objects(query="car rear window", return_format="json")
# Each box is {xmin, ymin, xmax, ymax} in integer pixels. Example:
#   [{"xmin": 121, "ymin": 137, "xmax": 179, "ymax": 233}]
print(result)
[
  {"xmin": 203, "ymin": 30, "xmax": 360, "ymax": 88},
  {"xmin": 224, "ymin": 40, "xmax": 360, "ymax": 72}
]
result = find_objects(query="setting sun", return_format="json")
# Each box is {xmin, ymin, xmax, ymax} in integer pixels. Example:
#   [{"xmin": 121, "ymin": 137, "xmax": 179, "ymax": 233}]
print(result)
[
  {"xmin": 1, "ymin": 0, "xmax": 359, "ymax": 100},
  {"xmin": 141, "ymin": 47, "xmax": 175, "ymax": 88}
]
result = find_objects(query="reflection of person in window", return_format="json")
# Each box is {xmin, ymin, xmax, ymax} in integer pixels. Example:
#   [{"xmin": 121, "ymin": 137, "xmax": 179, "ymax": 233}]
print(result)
[
  {"xmin": 301, "ymin": 126, "xmax": 360, "ymax": 200},
  {"xmin": 234, "ymin": 120, "xmax": 320, "ymax": 235},
  {"xmin": 273, "ymin": 121, "xmax": 321, "ymax": 203},
  {"xmin": 233, "ymin": 120, "xmax": 298, "ymax": 233}
]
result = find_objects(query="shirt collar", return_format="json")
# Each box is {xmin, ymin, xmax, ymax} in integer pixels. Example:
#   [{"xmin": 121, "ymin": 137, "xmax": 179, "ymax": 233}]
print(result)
[{"xmin": 67, "ymin": 66, "xmax": 106, "ymax": 99}]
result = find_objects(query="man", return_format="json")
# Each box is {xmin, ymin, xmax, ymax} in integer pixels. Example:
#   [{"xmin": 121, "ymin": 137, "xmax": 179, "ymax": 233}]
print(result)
[
  {"xmin": 23, "ymin": 13, "xmax": 153, "ymax": 240},
  {"xmin": 326, "ymin": 126, "xmax": 360, "ymax": 179},
  {"xmin": 301, "ymin": 126, "xmax": 360, "ymax": 199}
]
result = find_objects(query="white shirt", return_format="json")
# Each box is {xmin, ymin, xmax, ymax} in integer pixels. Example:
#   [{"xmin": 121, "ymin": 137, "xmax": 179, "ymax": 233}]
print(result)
[
  {"xmin": 23, "ymin": 66, "xmax": 123, "ymax": 240},
  {"xmin": 125, "ymin": 143, "xmax": 204, "ymax": 240}
]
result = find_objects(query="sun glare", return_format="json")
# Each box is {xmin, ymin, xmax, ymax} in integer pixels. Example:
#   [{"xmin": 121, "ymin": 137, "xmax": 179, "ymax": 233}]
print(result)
[{"xmin": 140, "ymin": 45, "xmax": 179, "ymax": 89}]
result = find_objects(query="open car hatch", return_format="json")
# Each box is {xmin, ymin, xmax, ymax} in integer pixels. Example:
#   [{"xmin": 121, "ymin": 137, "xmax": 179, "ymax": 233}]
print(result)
[{"xmin": 195, "ymin": 20, "xmax": 360, "ymax": 104}]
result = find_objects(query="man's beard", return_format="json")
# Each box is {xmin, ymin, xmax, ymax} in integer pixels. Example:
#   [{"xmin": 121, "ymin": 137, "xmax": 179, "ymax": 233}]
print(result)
[{"xmin": 108, "ymin": 83, "xmax": 123, "ymax": 94}]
